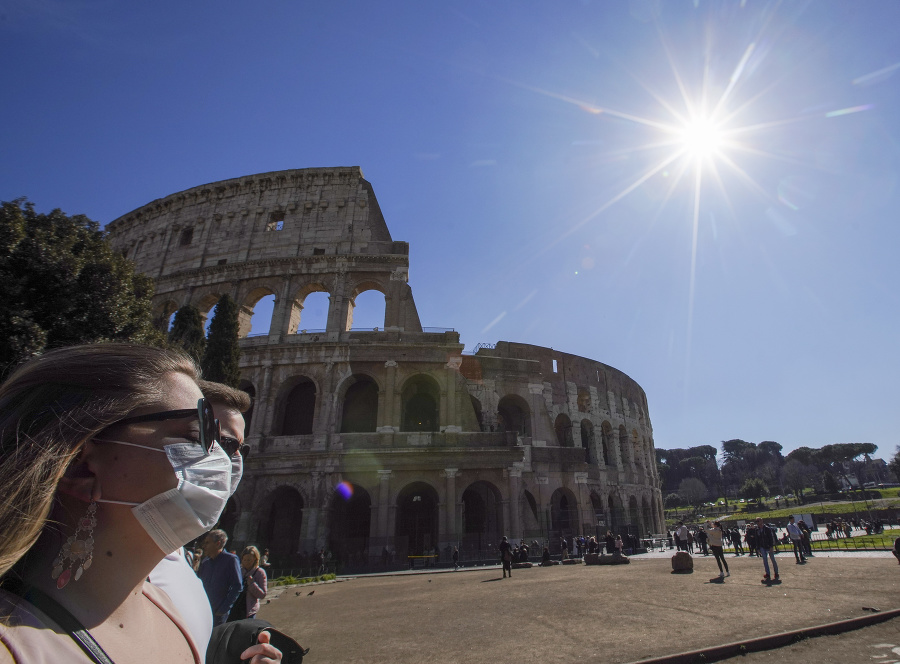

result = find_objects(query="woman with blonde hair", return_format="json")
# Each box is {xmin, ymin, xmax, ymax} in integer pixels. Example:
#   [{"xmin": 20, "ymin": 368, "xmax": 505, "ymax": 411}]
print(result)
[
  {"xmin": 0, "ymin": 343, "xmax": 278, "ymax": 663},
  {"xmin": 236, "ymin": 546, "xmax": 268, "ymax": 620}
]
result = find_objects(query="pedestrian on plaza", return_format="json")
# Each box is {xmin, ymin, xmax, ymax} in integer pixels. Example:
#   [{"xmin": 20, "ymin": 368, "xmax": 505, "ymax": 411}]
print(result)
[
  {"xmin": 499, "ymin": 536, "xmax": 513, "ymax": 578},
  {"xmin": 199, "ymin": 529, "xmax": 244, "ymax": 626},
  {"xmin": 542, "ymin": 546, "xmax": 552, "ymax": 565},
  {"xmin": 453, "ymin": 546, "xmax": 460, "ymax": 570},
  {"xmin": 786, "ymin": 516, "xmax": 806, "ymax": 564},
  {"xmin": 232, "ymin": 546, "xmax": 267, "ymax": 620},
  {"xmin": 745, "ymin": 524, "xmax": 758, "ymax": 557},
  {"xmin": 696, "ymin": 527, "xmax": 709, "ymax": 555},
  {"xmin": 705, "ymin": 520, "xmax": 730, "ymax": 579},
  {"xmin": 614, "ymin": 534, "xmax": 624, "ymax": 556},
  {"xmin": 605, "ymin": 531, "xmax": 616, "ymax": 555},
  {"xmin": 798, "ymin": 520, "xmax": 813, "ymax": 557},
  {"xmin": 730, "ymin": 528, "xmax": 745, "ymax": 555},
  {"xmin": 676, "ymin": 522, "xmax": 689, "ymax": 553},
  {"xmin": 755, "ymin": 518, "xmax": 780, "ymax": 583}
]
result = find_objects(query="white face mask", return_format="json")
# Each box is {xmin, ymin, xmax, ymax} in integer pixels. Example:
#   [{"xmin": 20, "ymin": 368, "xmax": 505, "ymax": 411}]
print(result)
[{"xmin": 95, "ymin": 439, "xmax": 233, "ymax": 554}]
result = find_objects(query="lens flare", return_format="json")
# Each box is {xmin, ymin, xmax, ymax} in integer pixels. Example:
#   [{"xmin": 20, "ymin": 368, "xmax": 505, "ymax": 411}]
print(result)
[
  {"xmin": 335, "ymin": 481, "xmax": 354, "ymax": 501},
  {"xmin": 680, "ymin": 117, "xmax": 724, "ymax": 159}
]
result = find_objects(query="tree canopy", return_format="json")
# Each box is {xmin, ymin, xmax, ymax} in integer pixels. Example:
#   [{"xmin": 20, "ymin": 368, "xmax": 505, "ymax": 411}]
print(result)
[
  {"xmin": 201, "ymin": 294, "xmax": 241, "ymax": 387},
  {"xmin": 0, "ymin": 199, "xmax": 162, "ymax": 371}
]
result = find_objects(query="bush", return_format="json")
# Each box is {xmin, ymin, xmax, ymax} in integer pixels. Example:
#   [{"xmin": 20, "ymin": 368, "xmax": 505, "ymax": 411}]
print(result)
[{"xmin": 271, "ymin": 573, "xmax": 336, "ymax": 587}]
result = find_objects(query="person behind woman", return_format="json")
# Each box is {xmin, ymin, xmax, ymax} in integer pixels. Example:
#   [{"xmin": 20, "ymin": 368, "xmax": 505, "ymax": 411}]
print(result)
[
  {"xmin": 705, "ymin": 520, "xmax": 730, "ymax": 579},
  {"xmin": 0, "ymin": 343, "xmax": 278, "ymax": 664},
  {"xmin": 614, "ymin": 534, "xmax": 624, "ymax": 555},
  {"xmin": 239, "ymin": 547, "xmax": 268, "ymax": 620}
]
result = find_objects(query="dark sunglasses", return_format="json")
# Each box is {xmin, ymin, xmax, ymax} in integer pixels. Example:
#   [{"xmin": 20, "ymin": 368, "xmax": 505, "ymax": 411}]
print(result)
[
  {"xmin": 112, "ymin": 397, "xmax": 219, "ymax": 455},
  {"xmin": 113, "ymin": 398, "xmax": 249, "ymax": 459}
]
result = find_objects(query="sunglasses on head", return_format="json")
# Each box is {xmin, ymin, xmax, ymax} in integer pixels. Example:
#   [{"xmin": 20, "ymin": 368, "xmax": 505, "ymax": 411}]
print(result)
[{"xmin": 112, "ymin": 397, "xmax": 248, "ymax": 458}]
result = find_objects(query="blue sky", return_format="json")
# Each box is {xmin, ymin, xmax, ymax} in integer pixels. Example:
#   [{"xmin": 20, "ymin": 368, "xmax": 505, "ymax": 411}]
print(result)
[{"xmin": 2, "ymin": 0, "xmax": 898, "ymax": 458}]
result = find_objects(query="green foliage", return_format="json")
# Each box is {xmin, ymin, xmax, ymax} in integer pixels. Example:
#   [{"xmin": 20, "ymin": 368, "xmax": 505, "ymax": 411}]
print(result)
[
  {"xmin": 739, "ymin": 477, "xmax": 768, "ymax": 501},
  {"xmin": 822, "ymin": 470, "xmax": 841, "ymax": 493},
  {"xmin": 889, "ymin": 446, "xmax": 900, "ymax": 483},
  {"xmin": 201, "ymin": 294, "xmax": 241, "ymax": 386},
  {"xmin": 0, "ymin": 199, "xmax": 163, "ymax": 371},
  {"xmin": 270, "ymin": 573, "xmax": 336, "ymax": 587},
  {"xmin": 168, "ymin": 305, "xmax": 206, "ymax": 364},
  {"xmin": 664, "ymin": 492, "xmax": 681, "ymax": 508},
  {"xmin": 678, "ymin": 477, "xmax": 707, "ymax": 507}
]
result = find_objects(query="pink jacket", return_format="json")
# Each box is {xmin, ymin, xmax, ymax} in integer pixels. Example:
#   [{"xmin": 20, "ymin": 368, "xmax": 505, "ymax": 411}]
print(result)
[{"xmin": 244, "ymin": 566, "xmax": 268, "ymax": 616}]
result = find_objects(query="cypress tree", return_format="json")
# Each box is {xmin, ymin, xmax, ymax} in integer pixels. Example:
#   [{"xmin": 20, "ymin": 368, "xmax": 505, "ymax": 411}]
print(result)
[
  {"xmin": 168, "ymin": 305, "xmax": 206, "ymax": 364},
  {"xmin": 201, "ymin": 294, "xmax": 241, "ymax": 386}
]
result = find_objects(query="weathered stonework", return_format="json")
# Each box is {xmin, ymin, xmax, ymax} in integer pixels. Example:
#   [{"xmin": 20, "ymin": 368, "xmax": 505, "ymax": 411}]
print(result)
[{"xmin": 107, "ymin": 166, "xmax": 664, "ymax": 568}]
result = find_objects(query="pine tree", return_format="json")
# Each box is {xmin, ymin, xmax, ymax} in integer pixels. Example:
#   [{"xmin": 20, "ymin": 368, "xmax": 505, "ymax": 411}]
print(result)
[
  {"xmin": 201, "ymin": 294, "xmax": 241, "ymax": 386},
  {"xmin": 168, "ymin": 305, "xmax": 206, "ymax": 364}
]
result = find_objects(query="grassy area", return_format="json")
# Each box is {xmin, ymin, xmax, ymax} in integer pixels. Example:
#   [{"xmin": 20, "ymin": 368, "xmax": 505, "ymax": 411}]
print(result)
[{"xmin": 271, "ymin": 572, "xmax": 336, "ymax": 587}]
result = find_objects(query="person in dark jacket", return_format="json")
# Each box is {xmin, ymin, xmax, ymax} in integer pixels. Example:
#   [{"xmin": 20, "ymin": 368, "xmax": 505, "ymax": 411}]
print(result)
[
  {"xmin": 499, "ymin": 536, "xmax": 513, "ymax": 578},
  {"xmin": 755, "ymin": 518, "xmax": 780, "ymax": 582},
  {"xmin": 605, "ymin": 531, "xmax": 616, "ymax": 555},
  {"xmin": 198, "ymin": 529, "xmax": 244, "ymax": 626}
]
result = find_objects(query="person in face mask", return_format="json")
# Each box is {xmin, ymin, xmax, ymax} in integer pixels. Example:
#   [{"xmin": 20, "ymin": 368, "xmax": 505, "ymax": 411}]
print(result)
[
  {"xmin": 148, "ymin": 380, "xmax": 251, "ymax": 655},
  {"xmin": 0, "ymin": 344, "xmax": 278, "ymax": 664}
]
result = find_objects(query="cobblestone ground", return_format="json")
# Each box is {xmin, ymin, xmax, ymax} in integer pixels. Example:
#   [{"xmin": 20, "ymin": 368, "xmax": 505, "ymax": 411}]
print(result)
[{"xmin": 257, "ymin": 554, "xmax": 900, "ymax": 664}]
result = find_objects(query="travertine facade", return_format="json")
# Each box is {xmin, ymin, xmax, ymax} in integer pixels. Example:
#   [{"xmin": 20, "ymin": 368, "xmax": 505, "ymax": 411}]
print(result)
[{"xmin": 107, "ymin": 167, "xmax": 664, "ymax": 567}]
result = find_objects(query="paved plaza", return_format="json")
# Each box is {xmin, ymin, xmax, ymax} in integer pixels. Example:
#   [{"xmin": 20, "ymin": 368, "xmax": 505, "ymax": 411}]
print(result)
[{"xmin": 258, "ymin": 552, "xmax": 899, "ymax": 663}]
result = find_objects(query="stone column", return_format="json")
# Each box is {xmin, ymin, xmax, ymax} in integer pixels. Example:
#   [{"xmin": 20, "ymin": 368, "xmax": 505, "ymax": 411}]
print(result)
[
  {"xmin": 250, "ymin": 363, "xmax": 274, "ymax": 438},
  {"xmin": 377, "ymin": 470, "xmax": 392, "ymax": 544},
  {"xmin": 574, "ymin": 472, "xmax": 589, "ymax": 535},
  {"xmin": 377, "ymin": 361, "xmax": 398, "ymax": 432},
  {"xmin": 443, "ymin": 357, "xmax": 462, "ymax": 433},
  {"xmin": 508, "ymin": 469, "xmax": 522, "ymax": 541},
  {"xmin": 443, "ymin": 468, "xmax": 458, "ymax": 543},
  {"xmin": 303, "ymin": 507, "xmax": 319, "ymax": 550}
]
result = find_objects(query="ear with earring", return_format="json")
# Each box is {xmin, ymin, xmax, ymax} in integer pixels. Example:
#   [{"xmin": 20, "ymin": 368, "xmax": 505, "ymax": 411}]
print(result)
[
  {"xmin": 51, "ymin": 477, "xmax": 101, "ymax": 590},
  {"xmin": 51, "ymin": 500, "xmax": 97, "ymax": 589}
]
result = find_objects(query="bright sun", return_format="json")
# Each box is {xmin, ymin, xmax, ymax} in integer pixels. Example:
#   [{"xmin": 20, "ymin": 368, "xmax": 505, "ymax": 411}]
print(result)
[{"xmin": 680, "ymin": 116, "xmax": 725, "ymax": 160}]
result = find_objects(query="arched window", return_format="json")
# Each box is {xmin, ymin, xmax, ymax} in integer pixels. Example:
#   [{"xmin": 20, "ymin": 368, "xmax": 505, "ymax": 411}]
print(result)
[
  {"xmin": 296, "ymin": 291, "xmax": 330, "ymax": 332},
  {"xmin": 348, "ymin": 288, "xmax": 386, "ymax": 330},
  {"xmin": 401, "ymin": 375, "xmax": 439, "ymax": 432},
  {"xmin": 580, "ymin": 419, "xmax": 595, "ymax": 463},
  {"xmin": 240, "ymin": 287, "xmax": 277, "ymax": 337},
  {"xmin": 619, "ymin": 425, "xmax": 630, "ymax": 467},
  {"xmin": 554, "ymin": 414, "xmax": 573, "ymax": 447},
  {"xmin": 497, "ymin": 395, "xmax": 531, "ymax": 437},
  {"xmin": 281, "ymin": 379, "xmax": 316, "ymax": 435},
  {"xmin": 340, "ymin": 376, "xmax": 379, "ymax": 433}
]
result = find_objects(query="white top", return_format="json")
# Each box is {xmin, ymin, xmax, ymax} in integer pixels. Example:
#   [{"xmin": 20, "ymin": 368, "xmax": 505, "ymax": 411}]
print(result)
[{"xmin": 149, "ymin": 547, "xmax": 213, "ymax": 659}]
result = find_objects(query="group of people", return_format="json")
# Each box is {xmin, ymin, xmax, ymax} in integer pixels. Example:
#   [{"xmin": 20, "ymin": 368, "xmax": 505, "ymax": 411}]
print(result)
[{"xmin": 0, "ymin": 343, "xmax": 284, "ymax": 663}]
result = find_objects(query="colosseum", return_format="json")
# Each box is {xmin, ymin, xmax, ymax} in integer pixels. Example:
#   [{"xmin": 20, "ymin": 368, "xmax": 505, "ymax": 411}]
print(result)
[{"xmin": 106, "ymin": 166, "xmax": 664, "ymax": 569}]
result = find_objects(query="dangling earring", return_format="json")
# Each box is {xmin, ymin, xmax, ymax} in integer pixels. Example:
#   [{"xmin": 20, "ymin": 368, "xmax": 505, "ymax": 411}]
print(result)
[{"xmin": 51, "ymin": 501, "xmax": 97, "ymax": 589}]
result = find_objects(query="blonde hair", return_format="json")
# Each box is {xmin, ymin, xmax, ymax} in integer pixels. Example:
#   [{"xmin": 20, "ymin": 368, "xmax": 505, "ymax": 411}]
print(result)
[
  {"xmin": 0, "ymin": 343, "xmax": 199, "ymax": 577},
  {"xmin": 241, "ymin": 545, "xmax": 260, "ymax": 568}
]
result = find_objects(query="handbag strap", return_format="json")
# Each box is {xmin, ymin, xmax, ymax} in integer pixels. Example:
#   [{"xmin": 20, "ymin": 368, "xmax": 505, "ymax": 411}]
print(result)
[{"xmin": 1, "ymin": 577, "xmax": 116, "ymax": 664}]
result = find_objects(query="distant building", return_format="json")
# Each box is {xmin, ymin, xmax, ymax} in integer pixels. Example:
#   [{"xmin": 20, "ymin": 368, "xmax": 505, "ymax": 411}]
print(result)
[{"xmin": 107, "ymin": 167, "xmax": 664, "ymax": 567}]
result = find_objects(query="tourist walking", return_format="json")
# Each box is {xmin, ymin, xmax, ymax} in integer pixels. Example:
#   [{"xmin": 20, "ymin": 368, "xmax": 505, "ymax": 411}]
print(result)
[
  {"xmin": 499, "ymin": 536, "xmax": 513, "ymax": 578},
  {"xmin": 199, "ymin": 529, "xmax": 244, "ymax": 626},
  {"xmin": 705, "ymin": 521, "xmax": 730, "ymax": 579},
  {"xmin": 238, "ymin": 546, "xmax": 268, "ymax": 620},
  {"xmin": 786, "ymin": 516, "xmax": 806, "ymax": 564},
  {"xmin": 755, "ymin": 518, "xmax": 780, "ymax": 582}
]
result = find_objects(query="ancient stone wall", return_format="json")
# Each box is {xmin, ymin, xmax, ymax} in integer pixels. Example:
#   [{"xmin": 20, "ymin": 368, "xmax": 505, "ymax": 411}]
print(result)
[{"xmin": 107, "ymin": 167, "xmax": 664, "ymax": 570}]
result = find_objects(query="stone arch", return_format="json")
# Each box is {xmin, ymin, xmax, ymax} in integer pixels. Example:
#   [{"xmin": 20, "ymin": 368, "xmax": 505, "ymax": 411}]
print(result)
[
  {"xmin": 327, "ymin": 483, "xmax": 372, "ymax": 567},
  {"xmin": 550, "ymin": 487, "xmax": 579, "ymax": 539},
  {"xmin": 395, "ymin": 481, "xmax": 440, "ymax": 557},
  {"xmin": 194, "ymin": 291, "xmax": 224, "ymax": 327},
  {"xmin": 400, "ymin": 373, "xmax": 440, "ymax": 432},
  {"xmin": 460, "ymin": 480, "xmax": 503, "ymax": 554},
  {"xmin": 277, "ymin": 376, "xmax": 318, "ymax": 435},
  {"xmin": 619, "ymin": 424, "xmax": 630, "ymax": 467},
  {"xmin": 497, "ymin": 394, "xmax": 531, "ymax": 437},
  {"xmin": 347, "ymin": 280, "xmax": 387, "ymax": 331},
  {"xmin": 600, "ymin": 421, "xmax": 613, "ymax": 466},
  {"xmin": 257, "ymin": 485, "xmax": 305, "ymax": 564},
  {"xmin": 238, "ymin": 285, "xmax": 278, "ymax": 337},
  {"xmin": 580, "ymin": 419, "xmax": 595, "ymax": 464},
  {"xmin": 339, "ymin": 374, "xmax": 380, "ymax": 433},
  {"xmin": 292, "ymin": 283, "xmax": 331, "ymax": 333},
  {"xmin": 238, "ymin": 380, "xmax": 256, "ymax": 437},
  {"xmin": 554, "ymin": 413, "xmax": 573, "ymax": 447}
]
